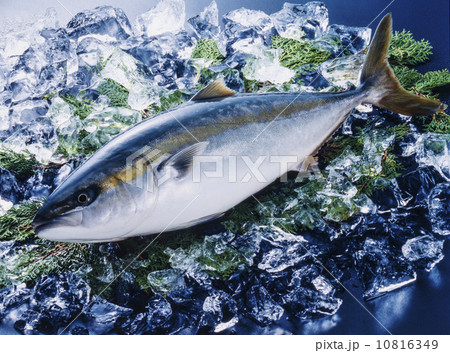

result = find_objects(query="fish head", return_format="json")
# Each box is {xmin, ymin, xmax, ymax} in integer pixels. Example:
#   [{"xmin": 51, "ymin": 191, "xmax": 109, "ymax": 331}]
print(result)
[{"xmin": 32, "ymin": 156, "xmax": 159, "ymax": 243}]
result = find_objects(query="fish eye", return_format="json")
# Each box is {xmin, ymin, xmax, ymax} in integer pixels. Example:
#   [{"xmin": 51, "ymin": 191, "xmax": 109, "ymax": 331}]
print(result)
[{"xmin": 77, "ymin": 191, "xmax": 92, "ymax": 205}]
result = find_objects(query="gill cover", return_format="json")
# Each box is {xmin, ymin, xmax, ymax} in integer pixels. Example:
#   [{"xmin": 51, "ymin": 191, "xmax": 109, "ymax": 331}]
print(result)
[{"xmin": 88, "ymin": 153, "xmax": 160, "ymax": 242}]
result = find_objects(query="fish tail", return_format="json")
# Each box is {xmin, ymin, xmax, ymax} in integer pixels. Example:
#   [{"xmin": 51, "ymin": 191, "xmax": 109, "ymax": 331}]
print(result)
[{"xmin": 360, "ymin": 13, "xmax": 447, "ymax": 116}]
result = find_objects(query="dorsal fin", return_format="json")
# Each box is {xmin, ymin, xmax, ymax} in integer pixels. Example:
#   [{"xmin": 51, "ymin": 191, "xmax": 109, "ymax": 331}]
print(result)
[
  {"xmin": 191, "ymin": 78, "xmax": 235, "ymax": 101},
  {"xmin": 157, "ymin": 141, "xmax": 209, "ymax": 179}
]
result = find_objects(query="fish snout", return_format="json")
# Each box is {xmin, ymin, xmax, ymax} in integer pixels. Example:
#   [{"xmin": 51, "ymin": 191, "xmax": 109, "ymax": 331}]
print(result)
[
  {"xmin": 32, "ymin": 206, "xmax": 53, "ymax": 230},
  {"xmin": 32, "ymin": 203, "xmax": 83, "ymax": 233}
]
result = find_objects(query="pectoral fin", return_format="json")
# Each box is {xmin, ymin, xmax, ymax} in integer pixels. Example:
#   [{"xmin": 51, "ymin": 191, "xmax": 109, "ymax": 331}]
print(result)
[{"xmin": 157, "ymin": 141, "xmax": 209, "ymax": 179}]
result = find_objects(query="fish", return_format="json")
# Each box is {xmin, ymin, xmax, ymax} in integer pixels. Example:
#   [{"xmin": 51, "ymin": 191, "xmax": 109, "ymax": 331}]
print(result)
[{"xmin": 32, "ymin": 14, "xmax": 447, "ymax": 243}]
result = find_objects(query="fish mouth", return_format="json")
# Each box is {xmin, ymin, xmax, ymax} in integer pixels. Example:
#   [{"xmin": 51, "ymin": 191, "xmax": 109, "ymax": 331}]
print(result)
[{"xmin": 32, "ymin": 211, "xmax": 83, "ymax": 233}]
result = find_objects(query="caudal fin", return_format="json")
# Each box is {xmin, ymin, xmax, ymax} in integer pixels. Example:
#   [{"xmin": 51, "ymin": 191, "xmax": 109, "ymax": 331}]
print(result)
[{"xmin": 360, "ymin": 13, "xmax": 447, "ymax": 116}]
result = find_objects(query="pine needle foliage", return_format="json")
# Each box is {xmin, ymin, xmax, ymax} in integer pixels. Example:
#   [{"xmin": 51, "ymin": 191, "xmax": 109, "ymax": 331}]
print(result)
[
  {"xmin": 98, "ymin": 78, "xmax": 131, "ymax": 108},
  {"xmin": 271, "ymin": 35, "xmax": 331, "ymax": 69},
  {"xmin": 0, "ymin": 146, "xmax": 41, "ymax": 180},
  {"xmin": 0, "ymin": 200, "xmax": 43, "ymax": 241},
  {"xmin": 191, "ymin": 39, "xmax": 225, "ymax": 64},
  {"xmin": 393, "ymin": 66, "xmax": 450, "ymax": 97},
  {"xmin": 423, "ymin": 112, "xmax": 450, "ymax": 134},
  {"xmin": 60, "ymin": 93, "xmax": 94, "ymax": 119},
  {"xmin": 388, "ymin": 30, "xmax": 433, "ymax": 66},
  {"xmin": 147, "ymin": 90, "xmax": 187, "ymax": 116}
]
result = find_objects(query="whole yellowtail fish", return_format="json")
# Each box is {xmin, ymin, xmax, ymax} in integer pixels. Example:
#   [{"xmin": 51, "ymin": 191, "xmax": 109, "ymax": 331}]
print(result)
[{"xmin": 33, "ymin": 14, "xmax": 446, "ymax": 242}]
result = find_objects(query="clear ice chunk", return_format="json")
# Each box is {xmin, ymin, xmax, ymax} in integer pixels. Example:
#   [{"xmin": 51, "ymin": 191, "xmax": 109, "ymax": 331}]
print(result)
[
  {"xmin": 245, "ymin": 285, "xmax": 284, "ymax": 325},
  {"xmin": 322, "ymin": 25, "xmax": 371, "ymax": 56},
  {"xmin": 3, "ymin": 117, "xmax": 58, "ymax": 163},
  {"xmin": 87, "ymin": 297, "xmax": 133, "ymax": 334},
  {"xmin": 354, "ymin": 238, "xmax": 416, "ymax": 300},
  {"xmin": 80, "ymin": 107, "xmax": 141, "ymax": 153},
  {"xmin": 270, "ymin": 2, "xmax": 329, "ymax": 40},
  {"xmin": 46, "ymin": 96, "xmax": 74, "ymax": 128},
  {"xmin": 428, "ymin": 183, "xmax": 450, "ymax": 237},
  {"xmin": 12, "ymin": 274, "xmax": 90, "ymax": 334},
  {"xmin": 100, "ymin": 48, "xmax": 163, "ymax": 109},
  {"xmin": 199, "ymin": 290, "xmax": 238, "ymax": 333},
  {"xmin": 415, "ymin": 133, "xmax": 450, "ymax": 181},
  {"xmin": 281, "ymin": 265, "xmax": 342, "ymax": 318},
  {"xmin": 165, "ymin": 232, "xmax": 248, "ymax": 285},
  {"xmin": 134, "ymin": 0, "xmax": 186, "ymax": 37},
  {"xmin": 222, "ymin": 7, "xmax": 276, "ymax": 55},
  {"xmin": 76, "ymin": 37, "xmax": 115, "ymax": 67},
  {"xmin": 0, "ymin": 8, "xmax": 59, "ymax": 70},
  {"xmin": 8, "ymin": 99, "xmax": 49, "ymax": 127},
  {"xmin": 147, "ymin": 295, "xmax": 173, "ymax": 328},
  {"xmin": 187, "ymin": 1, "xmax": 220, "ymax": 40},
  {"xmin": 319, "ymin": 54, "xmax": 364, "ymax": 89},
  {"xmin": 402, "ymin": 234, "xmax": 444, "ymax": 271},
  {"xmin": 66, "ymin": 6, "xmax": 132, "ymax": 42},
  {"xmin": 6, "ymin": 27, "xmax": 78, "ymax": 103},
  {"xmin": 258, "ymin": 242, "xmax": 309, "ymax": 273},
  {"xmin": 147, "ymin": 269, "xmax": 187, "ymax": 294},
  {"xmin": 242, "ymin": 47, "xmax": 295, "ymax": 84},
  {"xmin": 0, "ymin": 197, "xmax": 13, "ymax": 217}
]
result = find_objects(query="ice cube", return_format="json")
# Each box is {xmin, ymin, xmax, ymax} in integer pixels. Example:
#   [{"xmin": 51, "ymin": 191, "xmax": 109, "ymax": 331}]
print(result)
[
  {"xmin": 23, "ymin": 170, "xmax": 53, "ymax": 200},
  {"xmin": 402, "ymin": 234, "xmax": 444, "ymax": 271},
  {"xmin": 0, "ymin": 196, "xmax": 13, "ymax": 217},
  {"xmin": 396, "ymin": 166, "xmax": 446, "ymax": 205},
  {"xmin": 9, "ymin": 99, "xmax": 49, "ymax": 127},
  {"xmin": 46, "ymin": 96, "xmax": 74, "ymax": 128},
  {"xmin": 128, "ymin": 80, "xmax": 164, "ymax": 111},
  {"xmin": 3, "ymin": 117, "xmax": 58, "ymax": 163},
  {"xmin": 354, "ymin": 238, "xmax": 417, "ymax": 300},
  {"xmin": 187, "ymin": 1, "xmax": 220, "ymax": 39},
  {"xmin": 416, "ymin": 134, "xmax": 450, "ymax": 180},
  {"xmin": 242, "ymin": 47, "xmax": 296, "ymax": 84},
  {"xmin": 122, "ymin": 36, "xmax": 163, "ymax": 68},
  {"xmin": 147, "ymin": 269, "xmax": 187, "ymax": 294},
  {"xmin": 0, "ymin": 8, "xmax": 59, "ymax": 70},
  {"xmin": 281, "ymin": 265, "xmax": 343, "ymax": 318},
  {"xmin": 134, "ymin": 0, "xmax": 186, "ymax": 37},
  {"xmin": 245, "ymin": 285, "xmax": 284, "ymax": 325},
  {"xmin": 428, "ymin": 183, "xmax": 450, "ymax": 236},
  {"xmin": 322, "ymin": 25, "xmax": 371, "ymax": 56},
  {"xmin": 0, "ymin": 283, "xmax": 31, "ymax": 322},
  {"xmin": 147, "ymin": 295, "xmax": 173, "ymax": 328},
  {"xmin": 200, "ymin": 234, "xmax": 245, "ymax": 276},
  {"xmin": 222, "ymin": 7, "xmax": 276, "ymax": 56},
  {"xmin": 13, "ymin": 273, "xmax": 90, "ymax": 334},
  {"xmin": 7, "ymin": 27, "xmax": 77, "ymax": 103},
  {"xmin": 66, "ymin": 6, "xmax": 132, "ymax": 42},
  {"xmin": 79, "ymin": 107, "xmax": 141, "ymax": 153},
  {"xmin": 57, "ymin": 116, "xmax": 84, "ymax": 157},
  {"xmin": 271, "ymin": 2, "xmax": 329, "ymax": 40},
  {"xmin": 76, "ymin": 37, "xmax": 115, "ymax": 67},
  {"xmin": 258, "ymin": 241, "xmax": 309, "ymax": 273},
  {"xmin": 86, "ymin": 297, "xmax": 133, "ymax": 334},
  {"xmin": 100, "ymin": 48, "xmax": 140, "ymax": 89},
  {"xmin": 319, "ymin": 54, "xmax": 364, "ymax": 89},
  {"xmin": 199, "ymin": 290, "xmax": 238, "ymax": 333}
]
